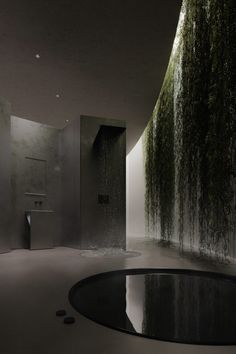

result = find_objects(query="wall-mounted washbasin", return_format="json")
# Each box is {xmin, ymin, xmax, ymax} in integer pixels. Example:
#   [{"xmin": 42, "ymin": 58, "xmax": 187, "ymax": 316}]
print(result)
[{"xmin": 26, "ymin": 210, "xmax": 55, "ymax": 250}]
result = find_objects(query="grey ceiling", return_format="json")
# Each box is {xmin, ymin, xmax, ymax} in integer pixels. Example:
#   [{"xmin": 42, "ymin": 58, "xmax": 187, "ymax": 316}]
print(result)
[{"xmin": 0, "ymin": 0, "xmax": 181, "ymax": 152}]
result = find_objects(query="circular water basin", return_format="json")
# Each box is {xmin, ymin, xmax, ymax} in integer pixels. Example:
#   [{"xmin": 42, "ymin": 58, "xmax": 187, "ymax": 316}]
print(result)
[{"xmin": 69, "ymin": 268, "xmax": 236, "ymax": 345}]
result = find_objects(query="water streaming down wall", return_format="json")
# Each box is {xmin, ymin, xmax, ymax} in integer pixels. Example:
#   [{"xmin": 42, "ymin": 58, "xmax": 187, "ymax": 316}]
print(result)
[
  {"xmin": 61, "ymin": 115, "xmax": 126, "ymax": 249},
  {"xmin": 93, "ymin": 125, "xmax": 126, "ymax": 247},
  {"xmin": 144, "ymin": 0, "xmax": 236, "ymax": 260},
  {"xmin": 80, "ymin": 116, "xmax": 126, "ymax": 249}
]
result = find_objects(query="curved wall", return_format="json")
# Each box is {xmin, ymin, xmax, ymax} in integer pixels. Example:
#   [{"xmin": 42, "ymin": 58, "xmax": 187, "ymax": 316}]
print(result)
[{"xmin": 127, "ymin": 0, "xmax": 236, "ymax": 262}]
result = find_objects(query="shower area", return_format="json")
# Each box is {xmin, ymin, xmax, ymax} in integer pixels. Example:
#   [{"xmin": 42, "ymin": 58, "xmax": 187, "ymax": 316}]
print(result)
[
  {"xmin": 61, "ymin": 115, "xmax": 126, "ymax": 250},
  {"xmin": 0, "ymin": 100, "xmax": 126, "ymax": 252}
]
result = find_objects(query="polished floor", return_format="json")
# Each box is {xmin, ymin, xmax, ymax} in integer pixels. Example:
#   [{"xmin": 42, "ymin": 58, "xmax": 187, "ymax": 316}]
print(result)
[{"xmin": 0, "ymin": 237, "xmax": 236, "ymax": 354}]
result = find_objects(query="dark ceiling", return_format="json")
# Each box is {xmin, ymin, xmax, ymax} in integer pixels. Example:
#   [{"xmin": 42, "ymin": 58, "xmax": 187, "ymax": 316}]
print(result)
[{"xmin": 0, "ymin": 0, "xmax": 181, "ymax": 152}]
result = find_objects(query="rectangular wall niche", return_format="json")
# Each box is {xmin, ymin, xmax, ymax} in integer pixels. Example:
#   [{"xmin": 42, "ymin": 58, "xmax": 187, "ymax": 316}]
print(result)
[
  {"xmin": 80, "ymin": 116, "xmax": 126, "ymax": 249},
  {"xmin": 25, "ymin": 157, "xmax": 47, "ymax": 196}
]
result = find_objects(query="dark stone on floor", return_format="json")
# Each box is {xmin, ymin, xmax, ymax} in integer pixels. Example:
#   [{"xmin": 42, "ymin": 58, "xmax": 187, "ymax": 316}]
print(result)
[
  {"xmin": 64, "ymin": 316, "xmax": 75, "ymax": 324},
  {"xmin": 56, "ymin": 309, "xmax": 66, "ymax": 317}
]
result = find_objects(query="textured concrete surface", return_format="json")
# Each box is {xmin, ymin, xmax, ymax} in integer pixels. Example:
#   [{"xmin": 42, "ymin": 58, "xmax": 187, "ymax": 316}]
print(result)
[
  {"xmin": 0, "ymin": 97, "xmax": 11, "ymax": 252},
  {"xmin": 11, "ymin": 116, "xmax": 62, "ymax": 248},
  {"xmin": 0, "ymin": 238, "xmax": 235, "ymax": 354},
  {"xmin": 80, "ymin": 116, "xmax": 126, "ymax": 249},
  {"xmin": 60, "ymin": 118, "xmax": 80, "ymax": 248}
]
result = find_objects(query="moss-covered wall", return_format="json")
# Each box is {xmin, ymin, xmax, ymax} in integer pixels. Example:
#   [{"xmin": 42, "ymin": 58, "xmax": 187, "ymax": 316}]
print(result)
[{"xmin": 144, "ymin": 0, "xmax": 236, "ymax": 260}]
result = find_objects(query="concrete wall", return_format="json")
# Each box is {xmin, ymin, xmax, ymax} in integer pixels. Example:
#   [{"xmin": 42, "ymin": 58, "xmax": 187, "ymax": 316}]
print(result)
[
  {"xmin": 5, "ymin": 113, "xmax": 126, "ymax": 250},
  {"xmin": 11, "ymin": 116, "xmax": 62, "ymax": 248},
  {"xmin": 80, "ymin": 115, "xmax": 126, "ymax": 249},
  {"xmin": 60, "ymin": 118, "xmax": 80, "ymax": 247},
  {"xmin": 0, "ymin": 97, "xmax": 11, "ymax": 252}
]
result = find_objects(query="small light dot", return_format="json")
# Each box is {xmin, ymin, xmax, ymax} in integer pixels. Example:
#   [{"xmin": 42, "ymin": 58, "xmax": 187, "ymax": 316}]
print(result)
[
  {"xmin": 65, "ymin": 119, "xmax": 69, "ymax": 123},
  {"xmin": 35, "ymin": 54, "xmax": 40, "ymax": 59},
  {"xmin": 56, "ymin": 94, "xmax": 60, "ymax": 98}
]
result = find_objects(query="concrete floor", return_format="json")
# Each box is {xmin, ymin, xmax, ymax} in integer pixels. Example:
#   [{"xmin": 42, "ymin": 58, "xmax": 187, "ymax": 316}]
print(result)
[{"xmin": 0, "ymin": 237, "xmax": 235, "ymax": 354}]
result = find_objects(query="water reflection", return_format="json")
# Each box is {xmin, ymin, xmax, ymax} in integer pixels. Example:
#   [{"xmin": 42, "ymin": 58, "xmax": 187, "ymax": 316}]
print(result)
[
  {"xmin": 69, "ymin": 269, "xmax": 236, "ymax": 344},
  {"xmin": 126, "ymin": 275, "xmax": 145, "ymax": 332}
]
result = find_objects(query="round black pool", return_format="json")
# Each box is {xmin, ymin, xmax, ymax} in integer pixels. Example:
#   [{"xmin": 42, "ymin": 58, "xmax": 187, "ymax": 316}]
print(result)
[{"xmin": 69, "ymin": 268, "xmax": 236, "ymax": 345}]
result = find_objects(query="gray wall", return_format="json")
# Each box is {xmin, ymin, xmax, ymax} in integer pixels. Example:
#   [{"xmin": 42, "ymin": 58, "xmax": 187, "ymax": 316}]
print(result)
[
  {"xmin": 11, "ymin": 116, "xmax": 62, "ymax": 248},
  {"xmin": 60, "ymin": 118, "xmax": 80, "ymax": 247},
  {"xmin": 8, "ymin": 114, "xmax": 125, "ymax": 250},
  {"xmin": 80, "ymin": 115, "xmax": 126, "ymax": 249},
  {"xmin": 0, "ymin": 97, "xmax": 11, "ymax": 252}
]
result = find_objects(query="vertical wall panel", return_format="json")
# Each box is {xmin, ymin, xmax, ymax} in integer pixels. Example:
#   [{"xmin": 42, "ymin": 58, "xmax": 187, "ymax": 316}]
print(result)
[
  {"xmin": 61, "ymin": 118, "xmax": 80, "ymax": 247},
  {"xmin": 0, "ymin": 97, "xmax": 11, "ymax": 252},
  {"xmin": 80, "ymin": 115, "xmax": 126, "ymax": 249}
]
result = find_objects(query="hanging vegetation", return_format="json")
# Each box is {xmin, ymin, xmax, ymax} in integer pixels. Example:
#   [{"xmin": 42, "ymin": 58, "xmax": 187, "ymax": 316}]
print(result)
[
  {"xmin": 144, "ymin": 61, "xmax": 175, "ymax": 242},
  {"xmin": 144, "ymin": 0, "xmax": 236, "ymax": 260}
]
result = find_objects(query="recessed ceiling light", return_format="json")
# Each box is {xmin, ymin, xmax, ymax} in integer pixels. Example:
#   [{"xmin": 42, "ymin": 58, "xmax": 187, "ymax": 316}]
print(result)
[
  {"xmin": 35, "ymin": 54, "xmax": 40, "ymax": 59},
  {"xmin": 55, "ymin": 94, "xmax": 60, "ymax": 98}
]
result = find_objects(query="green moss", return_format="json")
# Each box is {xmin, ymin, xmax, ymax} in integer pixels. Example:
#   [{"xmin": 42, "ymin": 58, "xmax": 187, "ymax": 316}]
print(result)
[
  {"xmin": 144, "ymin": 0, "xmax": 236, "ymax": 260},
  {"xmin": 144, "ymin": 58, "xmax": 175, "ymax": 241}
]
